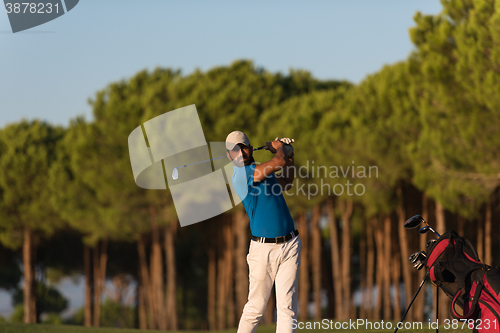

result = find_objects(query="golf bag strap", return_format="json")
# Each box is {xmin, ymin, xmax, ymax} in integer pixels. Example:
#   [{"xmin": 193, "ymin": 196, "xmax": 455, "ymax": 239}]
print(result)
[{"xmin": 451, "ymin": 283, "xmax": 483, "ymax": 319}]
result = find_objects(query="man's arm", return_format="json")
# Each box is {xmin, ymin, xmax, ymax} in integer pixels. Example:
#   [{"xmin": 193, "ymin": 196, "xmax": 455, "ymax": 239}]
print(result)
[
  {"xmin": 276, "ymin": 152, "xmax": 295, "ymax": 191},
  {"xmin": 253, "ymin": 139, "xmax": 286, "ymax": 183}
]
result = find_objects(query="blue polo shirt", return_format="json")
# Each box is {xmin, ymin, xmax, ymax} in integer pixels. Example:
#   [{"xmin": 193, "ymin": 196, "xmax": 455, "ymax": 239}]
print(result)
[{"xmin": 232, "ymin": 164, "xmax": 295, "ymax": 238}]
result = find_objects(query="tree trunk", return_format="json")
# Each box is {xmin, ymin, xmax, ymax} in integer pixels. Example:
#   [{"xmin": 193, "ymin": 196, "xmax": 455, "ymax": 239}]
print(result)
[
  {"xmin": 391, "ymin": 242, "xmax": 401, "ymax": 321},
  {"xmin": 396, "ymin": 185, "xmax": 412, "ymax": 321},
  {"xmin": 327, "ymin": 199, "xmax": 342, "ymax": 320},
  {"xmin": 374, "ymin": 217, "xmax": 384, "ymax": 320},
  {"xmin": 365, "ymin": 219, "xmax": 375, "ymax": 320},
  {"xmin": 23, "ymin": 226, "xmax": 36, "ymax": 324},
  {"xmin": 457, "ymin": 215, "xmax": 465, "ymax": 236},
  {"xmin": 235, "ymin": 210, "xmax": 249, "ymax": 317},
  {"xmin": 92, "ymin": 238, "xmax": 108, "ymax": 327},
  {"xmin": 373, "ymin": 218, "xmax": 382, "ymax": 320},
  {"xmin": 310, "ymin": 204, "xmax": 322, "ymax": 320},
  {"xmin": 477, "ymin": 217, "xmax": 484, "ymax": 261},
  {"xmin": 435, "ymin": 202, "xmax": 450, "ymax": 320},
  {"xmin": 340, "ymin": 200, "xmax": 353, "ymax": 319},
  {"xmin": 217, "ymin": 220, "xmax": 227, "ymax": 330},
  {"xmin": 485, "ymin": 202, "xmax": 492, "ymax": 265},
  {"xmin": 225, "ymin": 217, "xmax": 235, "ymax": 328},
  {"xmin": 359, "ymin": 220, "xmax": 367, "ymax": 320},
  {"xmin": 92, "ymin": 243, "xmax": 100, "ymax": 327},
  {"xmin": 208, "ymin": 246, "xmax": 216, "ymax": 330},
  {"xmin": 298, "ymin": 212, "xmax": 309, "ymax": 321},
  {"xmin": 383, "ymin": 215, "xmax": 392, "ymax": 320},
  {"xmin": 138, "ymin": 259, "xmax": 147, "ymax": 330},
  {"xmin": 83, "ymin": 243, "xmax": 93, "ymax": 327},
  {"xmin": 138, "ymin": 235, "xmax": 153, "ymax": 329},
  {"xmin": 164, "ymin": 221, "xmax": 178, "ymax": 330},
  {"xmin": 150, "ymin": 210, "xmax": 165, "ymax": 330},
  {"xmin": 99, "ymin": 239, "xmax": 108, "ymax": 302},
  {"xmin": 435, "ymin": 201, "xmax": 446, "ymax": 235}
]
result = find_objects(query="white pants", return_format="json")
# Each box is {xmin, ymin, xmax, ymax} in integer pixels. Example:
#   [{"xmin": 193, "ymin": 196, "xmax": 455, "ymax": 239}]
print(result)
[{"xmin": 237, "ymin": 235, "xmax": 302, "ymax": 333}]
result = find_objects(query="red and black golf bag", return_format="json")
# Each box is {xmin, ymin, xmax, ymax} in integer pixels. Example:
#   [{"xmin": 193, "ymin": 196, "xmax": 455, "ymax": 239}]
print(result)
[{"xmin": 424, "ymin": 230, "xmax": 500, "ymax": 332}]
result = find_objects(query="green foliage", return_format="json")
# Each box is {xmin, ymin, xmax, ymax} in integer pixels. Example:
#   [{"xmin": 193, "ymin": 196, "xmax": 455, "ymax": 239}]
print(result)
[
  {"xmin": 256, "ymin": 88, "xmax": 351, "ymax": 215},
  {"xmin": 48, "ymin": 120, "xmax": 107, "ymax": 245},
  {"xmin": 66, "ymin": 300, "xmax": 135, "ymax": 329},
  {"xmin": 10, "ymin": 305, "xmax": 23, "ymax": 323},
  {"xmin": 12, "ymin": 283, "xmax": 68, "ymax": 315},
  {"xmin": 408, "ymin": 0, "xmax": 500, "ymax": 217},
  {"xmin": 341, "ymin": 62, "xmax": 419, "ymax": 215},
  {"xmin": 99, "ymin": 299, "xmax": 136, "ymax": 328},
  {"xmin": 41, "ymin": 312, "xmax": 63, "ymax": 325},
  {"xmin": 64, "ymin": 307, "xmax": 83, "ymax": 325},
  {"xmin": 0, "ymin": 120, "xmax": 64, "ymax": 249}
]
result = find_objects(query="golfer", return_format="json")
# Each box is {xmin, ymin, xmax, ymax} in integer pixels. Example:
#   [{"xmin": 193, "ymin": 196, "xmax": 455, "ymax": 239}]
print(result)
[{"xmin": 226, "ymin": 130, "xmax": 301, "ymax": 333}]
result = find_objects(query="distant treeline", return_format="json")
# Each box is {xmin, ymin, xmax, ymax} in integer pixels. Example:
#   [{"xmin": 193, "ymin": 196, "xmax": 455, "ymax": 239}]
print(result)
[{"xmin": 0, "ymin": 0, "xmax": 499, "ymax": 329}]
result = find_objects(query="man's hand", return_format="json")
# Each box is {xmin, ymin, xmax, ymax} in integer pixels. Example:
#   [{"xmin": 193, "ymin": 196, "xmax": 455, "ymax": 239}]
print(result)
[
  {"xmin": 265, "ymin": 137, "xmax": 284, "ymax": 154},
  {"xmin": 254, "ymin": 137, "xmax": 296, "ymax": 184},
  {"xmin": 266, "ymin": 137, "xmax": 294, "ymax": 153}
]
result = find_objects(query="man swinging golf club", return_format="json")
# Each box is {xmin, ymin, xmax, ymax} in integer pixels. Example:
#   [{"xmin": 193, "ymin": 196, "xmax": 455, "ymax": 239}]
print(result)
[{"xmin": 226, "ymin": 130, "xmax": 301, "ymax": 333}]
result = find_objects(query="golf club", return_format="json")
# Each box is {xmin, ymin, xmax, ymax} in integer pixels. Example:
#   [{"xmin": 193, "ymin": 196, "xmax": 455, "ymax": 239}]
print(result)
[
  {"xmin": 399, "ymin": 215, "xmax": 441, "ymax": 333},
  {"xmin": 418, "ymin": 226, "xmax": 430, "ymax": 234},
  {"xmin": 409, "ymin": 251, "xmax": 427, "ymax": 270},
  {"xmin": 404, "ymin": 214, "xmax": 441, "ymax": 237},
  {"xmin": 172, "ymin": 145, "xmax": 266, "ymax": 180},
  {"xmin": 426, "ymin": 239, "xmax": 437, "ymax": 249},
  {"xmin": 394, "ymin": 271, "xmax": 429, "ymax": 333},
  {"xmin": 419, "ymin": 225, "xmax": 440, "ymax": 237},
  {"xmin": 404, "ymin": 214, "xmax": 426, "ymax": 229}
]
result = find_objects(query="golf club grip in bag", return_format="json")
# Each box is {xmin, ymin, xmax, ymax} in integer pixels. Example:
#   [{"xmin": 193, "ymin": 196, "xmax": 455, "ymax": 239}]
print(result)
[{"xmin": 424, "ymin": 230, "xmax": 500, "ymax": 332}]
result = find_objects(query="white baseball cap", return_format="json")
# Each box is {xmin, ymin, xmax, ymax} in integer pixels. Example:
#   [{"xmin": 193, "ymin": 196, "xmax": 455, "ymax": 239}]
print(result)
[{"xmin": 225, "ymin": 131, "xmax": 250, "ymax": 150}]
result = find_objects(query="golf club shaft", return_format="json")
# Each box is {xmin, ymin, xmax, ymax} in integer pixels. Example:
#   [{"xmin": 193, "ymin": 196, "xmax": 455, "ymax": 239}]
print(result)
[
  {"xmin": 429, "ymin": 227, "xmax": 440, "ymax": 238},
  {"xmin": 421, "ymin": 221, "xmax": 441, "ymax": 237},
  {"xmin": 176, "ymin": 145, "xmax": 266, "ymax": 170},
  {"xmin": 394, "ymin": 271, "xmax": 429, "ymax": 333},
  {"xmin": 422, "ymin": 221, "xmax": 441, "ymax": 237}
]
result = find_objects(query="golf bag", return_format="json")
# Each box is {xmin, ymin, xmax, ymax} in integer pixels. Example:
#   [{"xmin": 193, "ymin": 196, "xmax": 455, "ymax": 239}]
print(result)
[{"xmin": 424, "ymin": 230, "xmax": 500, "ymax": 332}]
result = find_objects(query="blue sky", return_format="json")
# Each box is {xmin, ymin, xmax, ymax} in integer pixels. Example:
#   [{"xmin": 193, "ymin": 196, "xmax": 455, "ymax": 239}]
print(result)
[
  {"xmin": 0, "ymin": 0, "xmax": 443, "ymax": 318},
  {"xmin": 1, "ymin": 0, "xmax": 442, "ymax": 128}
]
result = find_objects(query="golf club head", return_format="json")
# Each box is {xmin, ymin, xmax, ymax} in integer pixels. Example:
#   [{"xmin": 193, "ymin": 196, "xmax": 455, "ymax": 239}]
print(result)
[
  {"xmin": 426, "ymin": 239, "xmax": 437, "ymax": 249},
  {"xmin": 409, "ymin": 251, "xmax": 427, "ymax": 270},
  {"xmin": 413, "ymin": 262, "xmax": 425, "ymax": 270},
  {"xmin": 172, "ymin": 168, "xmax": 179, "ymax": 180},
  {"xmin": 419, "ymin": 226, "xmax": 431, "ymax": 234},
  {"xmin": 404, "ymin": 214, "xmax": 425, "ymax": 229},
  {"xmin": 409, "ymin": 251, "xmax": 427, "ymax": 263},
  {"xmin": 409, "ymin": 252, "xmax": 419, "ymax": 264}
]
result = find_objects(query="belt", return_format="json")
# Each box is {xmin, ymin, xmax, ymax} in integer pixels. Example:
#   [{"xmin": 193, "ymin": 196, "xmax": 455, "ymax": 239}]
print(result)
[{"xmin": 252, "ymin": 230, "xmax": 299, "ymax": 244}]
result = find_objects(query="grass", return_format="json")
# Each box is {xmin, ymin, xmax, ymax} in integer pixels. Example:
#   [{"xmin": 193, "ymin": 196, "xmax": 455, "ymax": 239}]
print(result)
[{"xmin": 0, "ymin": 322, "xmax": 472, "ymax": 333}]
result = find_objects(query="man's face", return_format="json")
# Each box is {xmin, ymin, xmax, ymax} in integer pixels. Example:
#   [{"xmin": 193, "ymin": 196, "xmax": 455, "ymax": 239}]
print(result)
[{"xmin": 227, "ymin": 143, "xmax": 253, "ymax": 167}]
